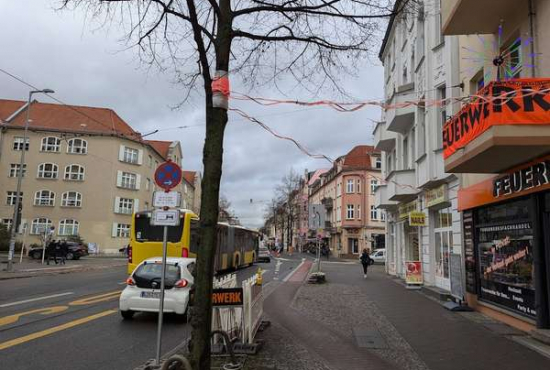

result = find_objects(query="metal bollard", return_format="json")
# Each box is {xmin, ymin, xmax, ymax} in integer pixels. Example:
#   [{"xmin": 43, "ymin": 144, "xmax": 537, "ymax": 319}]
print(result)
[
  {"xmin": 211, "ymin": 330, "xmax": 242, "ymax": 370},
  {"xmin": 160, "ymin": 354, "xmax": 191, "ymax": 370}
]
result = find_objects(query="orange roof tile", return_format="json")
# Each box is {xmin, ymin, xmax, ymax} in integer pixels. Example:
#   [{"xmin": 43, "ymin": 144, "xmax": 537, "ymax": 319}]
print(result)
[
  {"xmin": 0, "ymin": 100, "xmax": 25, "ymax": 122},
  {"xmin": 182, "ymin": 171, "xmax": 196, "ymax": 186},
  {"xmin": 146, "ymin": 140, "xmax": 172, "ymax": 159},
  {"xmin": 343, "ymin": 145, "xmax": 379, "ymax": 168}
]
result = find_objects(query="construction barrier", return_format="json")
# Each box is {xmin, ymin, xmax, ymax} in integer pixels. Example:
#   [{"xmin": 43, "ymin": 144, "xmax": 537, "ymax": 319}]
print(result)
[
  {"xmin": 212, "ymin": 273, "xmax": 242, "ymax": 341},
  {"xmin": 241, "ymin": 275, "xmax": 263, "ymax": 344}
]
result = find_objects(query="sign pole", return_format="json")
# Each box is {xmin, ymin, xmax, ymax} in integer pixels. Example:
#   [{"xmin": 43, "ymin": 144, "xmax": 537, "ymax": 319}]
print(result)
[
  {"xmin": 155, "ymin": 225, "xmax": 169, "ymax": 366},
  {"xmin": 41, "ymin": 230, "xmax": 46, "ymax": 265}
]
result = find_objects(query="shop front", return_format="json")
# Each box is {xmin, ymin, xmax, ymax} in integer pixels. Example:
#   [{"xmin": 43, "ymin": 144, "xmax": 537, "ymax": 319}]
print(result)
[{"xmin": 459, "ymin": 155, "xmax": 550, "ymax": 329}]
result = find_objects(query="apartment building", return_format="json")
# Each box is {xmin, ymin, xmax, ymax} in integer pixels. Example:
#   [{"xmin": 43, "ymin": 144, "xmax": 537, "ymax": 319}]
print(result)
[
  {"xmin": 374, "ymin": 0, "xmax": 463, "ymax": 293},
  {"xmin": 309, "ymin": 145, "xmax": 384, "ymax": 258},
  {"xmin": 182, "ymin": 170, "xmax": 202, "ymax": 215},
  {"xmin": 0, "ymin": 99, "xmax": 183, "ymax": 253},
  {"xmin": 442, "ymin": 0, "xmax": 550, "ymax": 330}
]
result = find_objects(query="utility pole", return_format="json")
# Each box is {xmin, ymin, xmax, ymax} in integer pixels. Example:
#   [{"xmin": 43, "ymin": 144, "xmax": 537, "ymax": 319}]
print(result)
[{"xmin": 6, "ymin": 89, "xmax": 54, "ymax": 272}]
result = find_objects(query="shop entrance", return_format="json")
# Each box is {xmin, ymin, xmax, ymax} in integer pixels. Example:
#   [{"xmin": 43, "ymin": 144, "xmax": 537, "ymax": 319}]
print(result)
[
  {"xmin": 404, "ymin": 222, "xmax": 419, "ymax": 262},
  {"xmin": 540, "ymin": 193, "xmax": 550, "ymax": 328}
]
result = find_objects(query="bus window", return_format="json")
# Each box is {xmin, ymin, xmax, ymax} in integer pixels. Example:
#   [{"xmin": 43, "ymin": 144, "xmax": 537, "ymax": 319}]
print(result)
[
  {"xmin": 190, "ymin": 219, "xmax": 200, "ymax": 254},
  {"xmin": 134, "ymin": 214, "xmax": 184, "ymax": 243}
]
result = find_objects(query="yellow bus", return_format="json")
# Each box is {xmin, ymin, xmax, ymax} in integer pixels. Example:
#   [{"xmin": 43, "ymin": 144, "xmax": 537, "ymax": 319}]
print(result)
[{"xmin": 128, "ymin": 210, "xmax": 259, "ymax": 274}]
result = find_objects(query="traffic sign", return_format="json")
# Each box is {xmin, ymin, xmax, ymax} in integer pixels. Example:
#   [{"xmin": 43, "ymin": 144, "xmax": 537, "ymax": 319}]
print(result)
[
  {"xmin": 153, "ymin": 191, "xmax": 181, "ymax": 208},
  {"xmin": 151, "ymin": 209, "xmax": 180, "ymax": 226},
  {"xmin": 154, "ymin": 161, "xmax": 182, "ymax": 191}
]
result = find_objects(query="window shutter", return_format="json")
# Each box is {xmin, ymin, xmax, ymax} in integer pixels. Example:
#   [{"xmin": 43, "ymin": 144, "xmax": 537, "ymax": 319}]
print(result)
[
  {"xmin": 134, "ymin": 199, "xmax": 140, "ymax": 212},
  {"xmin": 118, "ymin": 145, "xmax": 125, "ymax": 161},
  {"xmin": 135, "ymin": 174, "xmax": 141, "ymax": 190},
  {"xmin": 116, "ymin": 170, "xmax": 123, "ymax": 187},
  {"xmin": 137, "ymin": 149, "xmax": 144, "ymax": 165},
  {"xmin": 114, "ymin": 197, "xmax": 121, "ymax": 213},
  {"xmin": 112, "ymin": 223, "xmax": 118, "ymax": 237}
]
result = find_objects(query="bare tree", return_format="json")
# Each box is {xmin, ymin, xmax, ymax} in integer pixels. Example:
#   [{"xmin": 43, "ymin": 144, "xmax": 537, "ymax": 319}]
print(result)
[
  {"xmin": 275, "ymin": 169, "xmax": 301, "ymax": 249},
  {"xmin": 61, "ymin": 1, "xmax": 410, "ymax": 368}
]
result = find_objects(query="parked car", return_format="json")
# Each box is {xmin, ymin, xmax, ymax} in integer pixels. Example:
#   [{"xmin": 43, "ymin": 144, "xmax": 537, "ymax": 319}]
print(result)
[
  {"xmin": 119, "ymin": 257, "xmax": 195, "ymax": 321},
  {"xmin": 28, "ymin": 242, "xmax": 89, "ymax": 260},
  {"xmin": 370, "ymin": 249, "xmax": 386, "ymax": 264},
  {"xmin": 257, "ymin": 246, "xmax": 271, "ymax": 263}
]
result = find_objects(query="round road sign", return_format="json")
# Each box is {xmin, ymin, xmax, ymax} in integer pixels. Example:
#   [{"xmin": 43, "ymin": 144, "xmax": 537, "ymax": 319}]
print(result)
[{"xmin": 154, "ymin": 161, "xmax": 183, "ymax": 191}]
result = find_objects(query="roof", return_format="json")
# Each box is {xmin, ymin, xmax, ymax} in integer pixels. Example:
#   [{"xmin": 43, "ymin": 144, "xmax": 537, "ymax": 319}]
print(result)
[
  {"xmin": 182, "ymin": 171, "xmax": 196, "ymax": 186},
  {"xmin": 146, "ymin": 140, "xmax": 172, "ymax": 159},
  {"xmin": 308, "ymin": 168, "xmax": 329, "ymax": 186},
  {"xmin": 0, "ymin": 100, "xmax": 25, "ymax": 121},
  {"xmin": 379, "ymin": 0, "xmax": 405, "ymax": 61},
  {"xmin": 343, "ymin": 145, "xmax": 379, "ymax": 168}
]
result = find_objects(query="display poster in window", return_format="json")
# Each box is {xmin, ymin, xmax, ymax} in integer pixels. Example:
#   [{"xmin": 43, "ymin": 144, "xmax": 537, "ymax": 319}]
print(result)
[
  {"xmin": 477, "ymin": 222, "xmax": 535, "ymax": 318},
  {"xmin": 450, "ymin": 253, "xmax": 465, "ymax": 300},
  {"xmin": 463, "ymin": 210, "xmax": 477, "ymax": 293},
  {"xmin": 405, "ymin": 261, "xmax": 423, "ymax": 285}
]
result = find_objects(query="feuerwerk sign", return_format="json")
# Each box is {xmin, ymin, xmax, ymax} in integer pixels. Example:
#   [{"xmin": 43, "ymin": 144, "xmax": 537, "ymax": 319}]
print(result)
[{"xmin": 211, "ymin": 287, "xmax": 244, "ymax": 307}]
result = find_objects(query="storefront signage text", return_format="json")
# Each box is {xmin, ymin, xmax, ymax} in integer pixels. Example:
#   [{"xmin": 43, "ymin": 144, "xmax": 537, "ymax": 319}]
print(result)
[
  {"xmin": 425, "ymin": 184, "xmax": 448, "ymax": 208},
  {"xmin": 398, "ymin": 200, "xmax": 417, "ymax": 220},
  {"xmin": 443, "ymin": 79, "xmax": 550, "ymax": 159},
  {"xmin": 408, "ymin": 212, "xmax": 427, "ymax": 226},
  {"xmin": 493, "ymin": 159, "xmax": 550, "ymax": 198},
  {"xmin": 484, "ymin": 248, "xmax": 529, "ymax": 275}
]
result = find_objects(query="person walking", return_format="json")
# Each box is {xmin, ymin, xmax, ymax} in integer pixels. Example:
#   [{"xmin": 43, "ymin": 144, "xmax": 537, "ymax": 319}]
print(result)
[
  {"xmin": 360, "ymin": 248, "xmax": 373, "ymax": 279},
  {"xmin": 46, "ymin": 240, "xmax": 58, "ymax": 265},
  {"xmin": 59, "ymin": 241, "xmax": 68, "ymax": 265}
]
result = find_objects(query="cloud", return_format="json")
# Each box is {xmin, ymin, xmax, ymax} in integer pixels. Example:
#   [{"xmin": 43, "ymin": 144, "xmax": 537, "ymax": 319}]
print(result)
[{"xmin": 0, "ymin": 0, "xmax": 384, "ymax": 228}]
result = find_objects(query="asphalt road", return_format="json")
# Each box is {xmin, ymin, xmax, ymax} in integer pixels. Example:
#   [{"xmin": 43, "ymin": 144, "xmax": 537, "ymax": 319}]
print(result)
[{"xmin": 0, "ymin": 254, "xmax": 303, "ymax": 370}]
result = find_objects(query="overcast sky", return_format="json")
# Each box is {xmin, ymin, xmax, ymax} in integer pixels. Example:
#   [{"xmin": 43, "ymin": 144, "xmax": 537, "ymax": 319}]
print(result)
[{"xmin": 0, "ymin": 0, "xmax": 384, "ymax": 228}]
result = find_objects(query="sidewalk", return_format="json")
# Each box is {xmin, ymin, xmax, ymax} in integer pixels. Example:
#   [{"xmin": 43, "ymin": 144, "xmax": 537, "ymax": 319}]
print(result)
[
  {"xmin": 249, "ymin": 259, "xmax": 550, "ymax": 370},
  {"xmin": 0, "ymin": 255, "xmax": 127, "ymax": 280}
]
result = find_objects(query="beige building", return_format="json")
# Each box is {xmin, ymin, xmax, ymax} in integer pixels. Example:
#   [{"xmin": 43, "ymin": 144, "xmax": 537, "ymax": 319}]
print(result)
[
  {"xmin": 182, "ymin": 170, "xmax": 202, "ymax": 215},
  {"xmin": 0, "ymin": 99, "xmax": 184, "ymax": 253}
]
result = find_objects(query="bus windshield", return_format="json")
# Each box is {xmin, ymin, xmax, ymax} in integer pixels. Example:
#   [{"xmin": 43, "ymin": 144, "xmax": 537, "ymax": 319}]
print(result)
[{"xmin": 134, "ymin": 214, "xmax": 184, "ymax": 243}]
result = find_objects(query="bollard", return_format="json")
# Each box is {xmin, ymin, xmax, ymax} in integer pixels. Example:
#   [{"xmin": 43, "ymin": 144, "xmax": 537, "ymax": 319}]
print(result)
[
  {"xmin": 255, "ymin": 268, "xmax": 263, "ymax": 285},
  {"xmin": 160, "ymin": 355, "xmax": 191, "ymax": 370}
]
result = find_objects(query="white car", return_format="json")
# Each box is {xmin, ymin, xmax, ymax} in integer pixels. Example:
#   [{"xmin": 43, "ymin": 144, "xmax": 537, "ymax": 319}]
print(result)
[
  {"xmin": 258, "ymin": 246, "xmax": 271, "ymax": 263},
  {"xmin": 119, "ymin": 257, "xmax": 195, "ymax": 321},
  {"xmin": 370, "ymin": 249, "xmax": 386, "ymax": 264}
]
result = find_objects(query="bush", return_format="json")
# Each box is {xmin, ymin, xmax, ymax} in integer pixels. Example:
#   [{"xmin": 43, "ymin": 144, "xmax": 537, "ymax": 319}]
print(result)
[
  {"xmin": 66, "ymin": 234, "xmax": 85, "ymax": 245},
  {"xmin": 0, "ymin": 224, "xmax": 9, "ymax": 251}
]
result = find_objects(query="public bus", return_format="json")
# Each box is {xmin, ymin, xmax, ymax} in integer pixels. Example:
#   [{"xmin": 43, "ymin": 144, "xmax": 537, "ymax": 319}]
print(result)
[{"xmin": 127, "ymin": 210, "xmax": 259, "ymax": 274}]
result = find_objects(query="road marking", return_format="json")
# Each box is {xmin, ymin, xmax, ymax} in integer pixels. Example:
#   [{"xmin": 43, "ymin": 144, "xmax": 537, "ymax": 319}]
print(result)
[
  {"xmin": 69, "ymin": 291, "xmax": 121, "ymax": 306},
  {"xmin": 0, "ymin": 306, "xmax": 68, "ymax": 327},
  {"xmin": 0, "ymin": 310, "xmax": 117, "ymax": 351},
  {"xmin": 0, "ymin": 292, "xmax": 74, "ymax": 308},
  {"xmin": 283, "ymin": 258, "xmax": 306, "ymax": 282}
]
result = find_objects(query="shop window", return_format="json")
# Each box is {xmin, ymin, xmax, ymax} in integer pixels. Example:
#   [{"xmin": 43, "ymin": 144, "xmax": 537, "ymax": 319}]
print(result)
[
  {"xmin": 434, "ymin": 207, "xmax": 452, "ymax": 281},
  {"xmin": 348, "ymin": 238, "xmax": 359, "ymax": 254}
]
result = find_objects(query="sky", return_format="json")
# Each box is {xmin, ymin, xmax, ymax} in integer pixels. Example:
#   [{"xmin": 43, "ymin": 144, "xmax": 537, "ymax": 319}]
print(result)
[{"xmin": 0, "ymin": 0, "xmax": 385, "ymax": 228}]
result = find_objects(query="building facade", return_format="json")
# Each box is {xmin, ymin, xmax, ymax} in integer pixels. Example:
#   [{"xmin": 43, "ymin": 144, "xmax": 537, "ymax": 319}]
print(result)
[
  {"xmin": 182, "ymin": 170, "xmax": 202, "ymax": 215},
  {"xmin": 309, "ymin": 145, "xmax": 384, "ymax": 258},
  {"xmin": 375, "ymin": 0, "xmax": 464, "ymax": 293},
  {"xmin": 442, "ymin": 0, "xmax": 550, "ymax": 330},
  {"xmin": 0, "ymin": 99, "xmax": 183, "ymax": 253}
]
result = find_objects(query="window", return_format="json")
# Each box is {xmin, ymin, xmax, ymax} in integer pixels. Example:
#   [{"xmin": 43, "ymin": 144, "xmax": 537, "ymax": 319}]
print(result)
[
  {"xmin": 59, "ymin": 219, "xmax": 79, "ymax": 236},
  {"xmin": 146, "ymin": 178, "xmax": 151, "ymax": 191},
  {"xmin": 121, "ymin": 172, "xmax": 137, "ymax": 189},
  {"xmin": 381, "ymin": 210, "xmax": 386, "ymax": 221},
  {"xmin": 416, "ymin": 3, "xmax": 425, "ymax": 63},
  {"xmin": 123, "ymin": 147, "xmax": 139, "ymax": 164},
  {"xmin": 31, "ymin": 218, "xmax": 52, "ymax": 235},
  {"xmin": 117, "ymin": 197, "xmax": 134, "ymax": 214},
  {"xmin": 67, "ymin": 138, "xmax": 87, "ymax": 154},
  {"xmin": 346, "ymin": 179, "xmax": 354, "ymax": 193},
  {"xmin": 371, "ymin": 179, "xmax": 379, "ymax": 194},
  {"xmin": 115, "ymin": 223, "xmax": 131, "ymax": 238},
  {"xmin": 375, "ymin": 157, "xmax": 382, "ymax": 169},
  {"xmin": 6, "ymin": 191, "xmax": 23, "ymax": 206},
  {"xmin": 184, "ymin": 183, "xmax": 188, "ymax": 194},
  {"xmin": 337, "ymin": 182, "xmax": 341, "ymax": 197},
  {"xmin": 1, "ymin": 218, "xmax": 13, "ymax": 231},
  {"xmin": 418, "ymin": 105, "xmax": 426, "ymax": 157},
  {"xmin": 346, "ymin": 204, "xmax": 355, "ymax": 220},
  {"xmin": 434, "ymin": 207, "xmax": 453, "ymax": 281},
  {"xmin": 336, "ymin": 206, "xmax": 341, "ymax": 222},
  {"xmin": 403, "ymin": 136, "xmax": 409, "ymax": 170},
  {"xmin": 37, "ymin": 163, "xmax": 58, "ymax": 179},
  {"xmin": 371, "ymin": 205, "xmax": 379, "ymax": 220},
  {"xmin": 388, "ymin": 153, "xmax": 394, "ymax": 173},
  {"xmin": 501, "ymin": 38, "xmax": 522, "ymax": 80},
  {"xmin": 34, "ymin": 190, "xmax": 55, "ymax": 206},
  {"xmin": 13, "ymin": 137, "xmax": 29, "ymax": 151},
  {"xmin": 61, "ymin": 191, "xmax": 82, "ymax": 207},
  {"xmin": 348, "ymin": 238, "xmax": 359, "ymax": 254},
  {"xmin": 64, "ymin": 164, "xmax": 85, "ymax": 181},
  {"xmin": 357, "ymin": 179, "xmax": 361, "ymax": 193},
  {"xmin": 148, "ymin": 155, "xmax": 153, "ymax": 168},
  {"xmin": 41, "ymin": 137, "xmax": 60, "ymax": 152},
  {"xmin": 357, "ymin": 205, "xmax": 361, "ymax": 220},
  {"xmin": 9, "ymin": 164, "xmax": 26, "ymax": 178},
  {"xmin": 434, "ymin": 0, "xmax": 443, "ymax": 45},
  {"xmin": 411, "ymin": 128, "xmax": 416, "ymax": 164},
  {"xmin": 437, "ymin": 85, "xmax": 446, "ymax": 149}
]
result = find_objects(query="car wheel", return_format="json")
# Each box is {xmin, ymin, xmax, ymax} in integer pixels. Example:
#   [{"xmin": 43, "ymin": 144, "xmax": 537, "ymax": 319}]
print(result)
[
  {"xmin": 31, "ymin": 251, "xmax": 41, "ymax": 259},
  {"xmin": 66, "ymin": 252, "xmax": 74, "ymax": 260},
  {"xmin": 121, "ymin": 310, "xmax": 135, "ymax": 320}
]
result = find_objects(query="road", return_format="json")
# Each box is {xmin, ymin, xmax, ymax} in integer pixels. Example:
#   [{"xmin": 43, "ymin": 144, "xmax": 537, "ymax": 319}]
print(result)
[{"xmin": 0, "ymin": 255, "xmax": 303, "ymax": 370}]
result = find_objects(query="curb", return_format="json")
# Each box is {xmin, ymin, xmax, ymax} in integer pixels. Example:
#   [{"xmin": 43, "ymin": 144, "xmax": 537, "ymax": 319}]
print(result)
[{"xmin": 0, "ymin": 262, "xmax": 127, "ymax": 280}]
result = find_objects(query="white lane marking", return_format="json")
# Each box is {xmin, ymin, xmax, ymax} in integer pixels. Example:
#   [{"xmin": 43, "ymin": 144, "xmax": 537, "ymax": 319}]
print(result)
[
  {"xmin": 282, "ymin": 258, "xmax": 306, "ymax": 282},
  {"xmin": 0, "ymin": 292, "xmax": 74, "ymax": 308},
  {"xmin": 117, "ymin": 282, "xmax": 127, "ymax": 285}
]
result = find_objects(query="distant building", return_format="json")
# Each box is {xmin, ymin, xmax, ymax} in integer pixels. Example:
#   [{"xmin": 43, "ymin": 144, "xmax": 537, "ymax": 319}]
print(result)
[
  {"xmin": 0, "ymin": 99, "xmax": 183, "ymax": 253},
  {"xmin": 182, "ymin": 170, "xmax": 201, "ymax": 215}
]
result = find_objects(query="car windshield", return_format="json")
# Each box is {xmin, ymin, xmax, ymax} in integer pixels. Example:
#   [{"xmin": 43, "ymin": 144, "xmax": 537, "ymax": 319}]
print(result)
[{"xmin": 133, "ymin": 263, "xmax": 181, "ymax": 289}]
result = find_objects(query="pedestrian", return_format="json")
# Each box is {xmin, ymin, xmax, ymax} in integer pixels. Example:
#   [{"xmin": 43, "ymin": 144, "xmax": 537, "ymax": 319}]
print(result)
[
  {"xmin": 360, "ymin": 248, "xmax": 373, "ymax": 279},
  {"xmin": 323, "ymin": 244, "xmax": 330, "ymax": 260},
  {"xmin": 59, "ymin": 241, "xmax": 68, "ymax": 265},
  {"xmin": 47, "ymin": 240, "xmax": 58, "ymax": 265}
]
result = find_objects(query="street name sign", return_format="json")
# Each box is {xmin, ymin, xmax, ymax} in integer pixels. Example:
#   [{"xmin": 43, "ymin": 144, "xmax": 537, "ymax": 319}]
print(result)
[
  {"xmin": 154, "ymin": 161, "xmax": 183, "ymax": 191},
  {"xmin": 151, "ymin": 209, "xmax": 180, "ymax": 226},
  {"xmin": 153, "ymin": 191, "xmax": 181, "ymax": 208}
]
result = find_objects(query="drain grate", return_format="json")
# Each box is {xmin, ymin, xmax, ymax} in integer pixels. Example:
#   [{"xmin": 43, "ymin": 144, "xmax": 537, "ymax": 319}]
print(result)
[{"xmin": 353, "ymin": 327, "xmax": 388, "ymax": 349}]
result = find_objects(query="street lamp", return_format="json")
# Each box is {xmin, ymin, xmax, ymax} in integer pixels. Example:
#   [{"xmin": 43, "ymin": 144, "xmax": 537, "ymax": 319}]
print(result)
[{"xmin": 6, "ymin": 89, "xmax": 55, "ymax": 272}]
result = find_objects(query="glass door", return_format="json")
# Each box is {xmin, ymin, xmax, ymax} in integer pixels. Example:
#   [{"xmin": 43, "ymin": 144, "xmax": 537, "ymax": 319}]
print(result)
[{"xmin": 434, "ymin": 207, "xmax": 452, "ymax": 291}]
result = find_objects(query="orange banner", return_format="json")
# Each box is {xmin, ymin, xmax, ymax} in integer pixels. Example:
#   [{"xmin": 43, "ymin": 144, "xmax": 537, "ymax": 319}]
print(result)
[{"xmin": 443, "ymin": 79, "xmax": 550, "ymax": 159}]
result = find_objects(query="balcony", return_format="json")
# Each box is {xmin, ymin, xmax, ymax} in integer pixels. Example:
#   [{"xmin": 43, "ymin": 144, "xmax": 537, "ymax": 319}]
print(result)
[
  {"xmin": 386, "ymin": 169, "xmax": 417, "ymax": 202},
  {"xmin": 443, "ymin": 80, "xmax": 550, "ymax": 173},
  {"xmin": 386, "ymin": 84, "xmax": 415, "ymax": 134},
  {"xmin": 321, "ymin": 197, "xmax": 333, "ymax": 209},
  {"xmin": 442, "ymin": 0, "xmax": 520, "ymax": 35},
  {"xmin": 374, "ymin": 184, "xmax": 397, "ymax": 210},
  {"xmin": 373, "ymin": 121, "xmax": 397, "ymax": 152}
]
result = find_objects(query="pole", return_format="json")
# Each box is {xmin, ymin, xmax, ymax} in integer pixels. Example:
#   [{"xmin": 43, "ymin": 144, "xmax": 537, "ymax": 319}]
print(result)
[
  {"xmin": 41, "ymin": 230, "xmax": 47, "ymax": 265},
  {"xmin": 155, "ymin": 225, "xmax": 169, "ymax": 366},
  {"xmin": 7, "ymin": 91, "xmax": 32, "ymax": 272}
]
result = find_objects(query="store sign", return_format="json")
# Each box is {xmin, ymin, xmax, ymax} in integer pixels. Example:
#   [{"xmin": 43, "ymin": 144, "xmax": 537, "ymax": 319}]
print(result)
[
  {"xmin": 493, "ymin": 159, "xmax": 550, "ymax": 198},
  {"xmin": 425, "ymin": 184, "xmax": 448, "ymax": 208},
  {"xmin": 408, "ymin": 212, "xmax": 426, "ymax": 226},
  {"xmin": 405, "ymin": 261, "xmax": 423, "ymax": 285},
  {"xmin": 211, "ymin": 288, "xmax": 244, "ymax": 307},
  {"xmin": 398, "ymin": 200, "xmax": 417, "ymax": 220},
  {"xmin": 443, "ymin": 79, "xmax": 550, "ymax": 159}
]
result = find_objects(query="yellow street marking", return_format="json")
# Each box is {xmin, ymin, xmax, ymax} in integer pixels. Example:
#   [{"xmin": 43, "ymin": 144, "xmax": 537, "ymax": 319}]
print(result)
[
  {"xmin": 0, "ymin": 306, "xmax": 68, "ymax": 327},
  {"xmin": 68, "ymin": 291, "xmax": 121, "ymax": 306},
  {"xmin": 0, "ymin": 310, "xmax": 117, "ymax": 351}
]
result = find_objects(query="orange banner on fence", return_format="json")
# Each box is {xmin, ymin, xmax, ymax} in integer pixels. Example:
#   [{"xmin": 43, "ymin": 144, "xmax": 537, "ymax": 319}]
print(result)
[{"xmin": 443, "ymin": 79, "xmax": 550, "ymax": 159}]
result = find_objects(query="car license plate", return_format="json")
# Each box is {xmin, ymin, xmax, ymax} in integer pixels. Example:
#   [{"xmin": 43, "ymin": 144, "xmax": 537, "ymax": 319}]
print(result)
[{"xmin": 141, "ymin": 291, "xmax": 160, "ymax": 299}]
